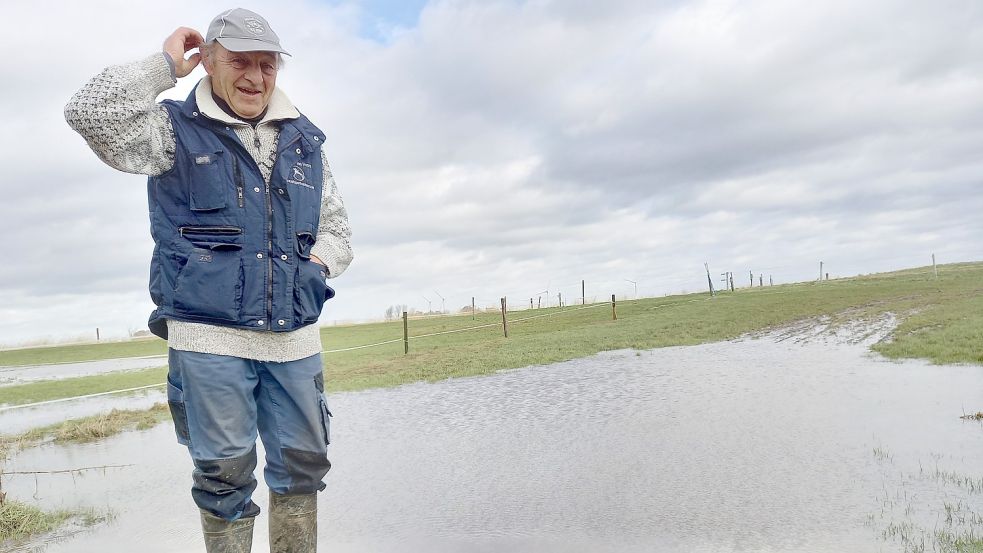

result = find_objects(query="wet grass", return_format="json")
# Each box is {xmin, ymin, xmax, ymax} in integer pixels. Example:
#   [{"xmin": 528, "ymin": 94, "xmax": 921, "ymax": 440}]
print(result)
[
  {"xmin": 0, "ymin": 500, "xmax": 72, "ymax": 544},
  {"xmin": 0, "ymin": 404, "xmax": 171, "ymax": 460},
  {"xmin": 870, "ymin": 449, "xmax": 983, "ymax": 553},
  {"xmin": 3, "ymin": 262, "xmax": 983, "ymax": 407}
]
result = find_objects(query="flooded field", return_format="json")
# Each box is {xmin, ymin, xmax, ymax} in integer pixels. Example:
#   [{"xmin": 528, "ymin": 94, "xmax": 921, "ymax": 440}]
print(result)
[
  {"xmin": 0, "ymin": 355, "xmax": 166, "ymax": 386},
  {"xmin": 0, "ymin": 389, "xmax": 165, "ymax": 434},
  {"xmin": 3, "ymin": 335, "xmax": 983, "ymax": 552}
]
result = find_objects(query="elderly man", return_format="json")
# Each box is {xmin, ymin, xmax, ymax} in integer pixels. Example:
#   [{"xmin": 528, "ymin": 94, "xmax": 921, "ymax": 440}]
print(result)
[{"xmin": 65, "ymin": 8, "xmax": 352, "ymax": 552}]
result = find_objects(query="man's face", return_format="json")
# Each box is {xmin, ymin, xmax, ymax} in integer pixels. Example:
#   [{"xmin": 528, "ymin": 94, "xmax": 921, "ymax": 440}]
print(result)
[{"xmin": 204, "ymin": 43, "xmax": 278, "ymax": 119}]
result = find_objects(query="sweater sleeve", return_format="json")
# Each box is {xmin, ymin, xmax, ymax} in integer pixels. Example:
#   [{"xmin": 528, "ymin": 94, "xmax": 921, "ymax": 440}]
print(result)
[
  {"xmin": 64, "ymin": 52, "xmax": 178, "ymax": 176},
  {"xmin": 309, "ymin": 150, "xmax": 354, "ymax": 278}
]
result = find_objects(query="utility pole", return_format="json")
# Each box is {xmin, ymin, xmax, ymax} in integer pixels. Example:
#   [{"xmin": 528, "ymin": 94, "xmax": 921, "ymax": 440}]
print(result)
[{"xmin": 624, "ymin": 279, "xmax": 637, "ymax": 299}]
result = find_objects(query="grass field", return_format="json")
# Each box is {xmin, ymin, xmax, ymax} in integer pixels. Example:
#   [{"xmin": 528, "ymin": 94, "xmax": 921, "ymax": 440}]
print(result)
[{"xmin": 2, "ymin": 262, "xmax": 982, "ymax": 409}]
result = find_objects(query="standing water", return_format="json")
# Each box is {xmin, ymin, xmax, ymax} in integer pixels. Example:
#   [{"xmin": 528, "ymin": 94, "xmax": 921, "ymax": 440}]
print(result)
[{"xmin": 4, "ymin": 333, "xmax": 982, "ymax": 552}]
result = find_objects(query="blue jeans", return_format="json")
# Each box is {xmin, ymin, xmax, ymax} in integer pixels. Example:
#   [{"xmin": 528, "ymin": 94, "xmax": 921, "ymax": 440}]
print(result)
[{"xmin": 166, "ymin": 349, "xmax": 332, "ymax": 521}]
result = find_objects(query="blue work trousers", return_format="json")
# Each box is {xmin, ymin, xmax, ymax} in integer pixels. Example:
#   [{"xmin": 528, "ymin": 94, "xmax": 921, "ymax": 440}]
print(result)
[{"xmin": 166, "ymin": 349, "xmax": 332, "ymax": 521}]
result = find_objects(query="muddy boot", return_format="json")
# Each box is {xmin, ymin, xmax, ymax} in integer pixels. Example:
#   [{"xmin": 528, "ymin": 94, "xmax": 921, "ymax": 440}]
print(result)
[
  {"xmin": 269, "ymin": 491, "xmax": 318, "ymax": 553},
  {"xmin": 200, "ymin": 509, "xmax": 255, "ymax": 553}
]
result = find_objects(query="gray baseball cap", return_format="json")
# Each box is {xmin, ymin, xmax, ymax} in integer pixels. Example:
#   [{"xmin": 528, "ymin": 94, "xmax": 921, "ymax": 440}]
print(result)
[{"xmin": 205, "ymin": 8, "xmax": 290, "ymax": 55}]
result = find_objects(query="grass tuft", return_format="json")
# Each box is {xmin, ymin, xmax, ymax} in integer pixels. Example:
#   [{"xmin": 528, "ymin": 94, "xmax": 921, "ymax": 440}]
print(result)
[{"xmin": 0, "ymin": 500, "xmax": 71, "ymax": 544}]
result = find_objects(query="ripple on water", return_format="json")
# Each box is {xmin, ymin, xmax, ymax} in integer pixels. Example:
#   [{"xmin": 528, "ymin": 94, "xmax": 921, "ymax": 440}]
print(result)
[{"xmin": 4, "ymin": 337, "xmax": 983, "ymax": 552}]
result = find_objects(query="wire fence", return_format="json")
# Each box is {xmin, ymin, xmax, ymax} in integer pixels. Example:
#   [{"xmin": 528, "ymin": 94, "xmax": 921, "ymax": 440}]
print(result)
[
  {"xmin": 0, "ymin": 253, "xmax": 963, "ymax": 413},
  {"xmin": 0, "ymin": 300, "xmax": 615, "ymax": 412}
]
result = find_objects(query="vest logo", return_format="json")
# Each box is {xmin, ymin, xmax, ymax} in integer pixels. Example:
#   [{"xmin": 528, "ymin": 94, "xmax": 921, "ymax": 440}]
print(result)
[
  {"xmin": 287, "ymin": 162, "xmax": 315, "ymax": 189},
  {"xmin": 195, "ymin": 155, "xmax": 213, "ymax": 165},
  {"xmin": 198, "ymin": 253, "xmax": 213, "ymax": 263},
  {"xmin": 244, "ymin": 18, "xmax": 265, "ymax": 36}
]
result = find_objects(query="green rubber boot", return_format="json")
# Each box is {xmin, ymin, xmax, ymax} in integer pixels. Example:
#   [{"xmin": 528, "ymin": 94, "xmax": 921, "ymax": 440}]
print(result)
[
  {"xmin": 269, "ymin": 491, "xmax": 318, "ymax": 553},
  {"xmin": 200, "ymin": 509, "xmax": 255, "ymax": 553}
]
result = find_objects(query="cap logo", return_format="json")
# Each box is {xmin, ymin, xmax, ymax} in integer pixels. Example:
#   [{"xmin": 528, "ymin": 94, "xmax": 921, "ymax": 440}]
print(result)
[{"xmin": 243, "ymin": 17, "xmax": 265, "ymax": 36}]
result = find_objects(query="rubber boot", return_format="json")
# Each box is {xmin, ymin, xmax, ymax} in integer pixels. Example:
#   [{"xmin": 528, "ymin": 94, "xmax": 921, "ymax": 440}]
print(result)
[
  {"xmin": 269, "ymin": 491, "xmax": 318, "ymax": 553},
  {"xmin": 200, "ymin": 509, "xmax": 255, "ymax": 553}
]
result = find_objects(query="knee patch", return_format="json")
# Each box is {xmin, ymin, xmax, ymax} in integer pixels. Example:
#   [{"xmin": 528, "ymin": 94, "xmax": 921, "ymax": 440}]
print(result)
[
  {"xmin": 282, "ymin": 448, "xmax": 331, "ymax": 494},
  {"xmin": 192, "ymin": 447, "xmax": 259, "ymax": 519}
]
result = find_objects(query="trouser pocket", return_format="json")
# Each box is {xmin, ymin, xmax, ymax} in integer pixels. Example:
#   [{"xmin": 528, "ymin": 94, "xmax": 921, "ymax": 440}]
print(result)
[
  {"xmin": 167, "ymin": 377, "xmax": 191, "ymax": 446},
  {"xmin": 318, "ymin": 395, "xmax": 332, "ymax": 446}
]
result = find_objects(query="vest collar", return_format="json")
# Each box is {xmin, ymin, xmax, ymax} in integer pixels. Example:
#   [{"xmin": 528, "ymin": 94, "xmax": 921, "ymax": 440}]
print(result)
[
  {"xmin": 183, "ymin": 77, "xmax": 301, "ymax": 126},
  {"xmin": 176, "ymin": 80, "xmax": 327, "ymax": 157}
]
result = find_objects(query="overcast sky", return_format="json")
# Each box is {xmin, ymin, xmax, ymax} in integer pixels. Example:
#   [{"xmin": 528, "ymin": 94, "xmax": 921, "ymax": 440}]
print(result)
[{"xmin": 2, "ymin": 0, "xmax": 982, "ymax": 346}]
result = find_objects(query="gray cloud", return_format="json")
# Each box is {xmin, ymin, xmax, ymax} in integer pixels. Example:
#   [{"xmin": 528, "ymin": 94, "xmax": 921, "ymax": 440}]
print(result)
[{"xmin": 2, "ymin": 0, "xmax": 983, "ymax": 345}]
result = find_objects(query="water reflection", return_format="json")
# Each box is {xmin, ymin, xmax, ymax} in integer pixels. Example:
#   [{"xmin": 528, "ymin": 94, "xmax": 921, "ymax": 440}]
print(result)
[
  {"xmin": 4, "ymin": 337, "xmax": 983, "ymax": 552},
  {"xmin": 0, "ymin": 390, "xmax": 165, "ymax": 434}
]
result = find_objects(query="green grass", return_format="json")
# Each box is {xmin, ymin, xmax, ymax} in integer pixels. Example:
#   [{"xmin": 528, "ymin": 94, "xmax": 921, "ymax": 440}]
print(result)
[
  {"xmin": 0, "ymin": 366, "xmax": 166, "ymax": 406},
  {"xmin": 3, "ymin": 261, "xmax": 983, "ymax": 409},
  {"xmin": 0, "ymin": 404, "xmax": 171, "ymax": 460},
  {"xmin": 0, "ymin": 500, "xmax": 72, "ymax": 544},
  {"xmin": 0, "ymin": 338, "xmax": 166, "ymax": 367}
]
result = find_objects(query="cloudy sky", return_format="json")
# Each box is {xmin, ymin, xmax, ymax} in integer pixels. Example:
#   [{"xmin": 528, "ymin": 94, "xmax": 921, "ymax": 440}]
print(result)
[{"xmin": 2, "ymin": 0, "xmax": 982, "ymax": 345}]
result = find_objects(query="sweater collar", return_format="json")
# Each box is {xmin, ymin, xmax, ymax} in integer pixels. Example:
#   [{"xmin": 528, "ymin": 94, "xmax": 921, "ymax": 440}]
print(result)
[{"xmin": 194, "ymin": 76, "xmax": 300, "ymax": 126}]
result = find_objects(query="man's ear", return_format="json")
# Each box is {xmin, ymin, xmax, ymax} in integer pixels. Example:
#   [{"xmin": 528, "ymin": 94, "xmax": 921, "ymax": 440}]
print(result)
[{"xmin": 201, "ymin": 53, "xmax": 213, "ymax": 76}]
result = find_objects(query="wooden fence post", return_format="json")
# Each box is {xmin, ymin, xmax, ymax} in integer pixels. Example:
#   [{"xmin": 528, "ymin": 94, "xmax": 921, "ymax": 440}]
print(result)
[
  {"xmin": 611, "ymin": 294, "xmax": 617, "ymax": 320},
  {"xmin": 472, "ymin": 297, "xmax": 475, "ymax": 320},
  {"xmin": 402, "ymin": 311, "xmax": 409, "ymax": 354},
  {"xmin": 582, "ymin": 280, "xmax": 586, "ymax": 305},
  {"xmin": 500, "ymin": 298, "xmax": 508, "ymax": 338}
]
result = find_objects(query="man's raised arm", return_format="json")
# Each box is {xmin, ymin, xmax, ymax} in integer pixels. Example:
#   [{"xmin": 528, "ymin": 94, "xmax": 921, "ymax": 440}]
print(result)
[{"xmin": 64, "ymin": 28, "xmax": 204, "ymax": 176}]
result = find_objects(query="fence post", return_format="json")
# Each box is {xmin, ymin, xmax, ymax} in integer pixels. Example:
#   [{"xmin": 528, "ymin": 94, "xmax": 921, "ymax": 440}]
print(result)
[
  {"xmin": 96, "ymin": 327, "xmax": 100, "ymax": 342},
  {"xmin": 402, "ymin": 311, "xmax": 409, "ymax": 354},
  {"xmin": 611, "ymin": 294, "xmax": 617, "ymax": 320},
  {"xmin": 933, "ymin": 253, "xmax": 938, "ymax": 279},
  {"xmin": 582, "ymin": 280, "xmax": 586, "ymax": 305},
  {"xmin": 530, "ymin": 298, "xmax": 533, "ymax": 310},
  {"xmin": 472, "ymin": 297, "xmax": 475, "ymax": 320},
  {"xmin": 500, "ymin": 297, "xmax": 509, "ymax": 338}
]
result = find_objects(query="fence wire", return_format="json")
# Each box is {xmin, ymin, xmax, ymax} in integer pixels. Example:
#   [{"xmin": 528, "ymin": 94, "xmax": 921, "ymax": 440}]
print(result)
[{"xmin": 0, "ymin": 302, "xmax": 614, "ymax": 412}]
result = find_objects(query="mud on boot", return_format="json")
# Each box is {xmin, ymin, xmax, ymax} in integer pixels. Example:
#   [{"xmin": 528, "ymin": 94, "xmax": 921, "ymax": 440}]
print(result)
[
  {"xmin": 200, "ymin": 509, "xmax": 255, "ymax": 553},
  {"xmin": 269, "ymin": 491, "xmax": 318, "ymax": 553}
]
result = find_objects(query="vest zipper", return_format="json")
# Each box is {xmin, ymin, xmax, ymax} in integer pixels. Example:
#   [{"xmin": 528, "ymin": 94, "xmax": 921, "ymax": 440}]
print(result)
[
  {"xmin": 232, "ymin": 157, "xmax": 244, "ymax": 208},
  {"xmin": 266, "ymin": 133, "xmax": 305, "ymax": 328},
  {"xmin": 179, "ymin": 226, "xmax": 242, "ymax": 236}
]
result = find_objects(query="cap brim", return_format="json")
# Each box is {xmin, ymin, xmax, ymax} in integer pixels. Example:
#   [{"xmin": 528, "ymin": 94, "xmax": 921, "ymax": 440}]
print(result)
[{"xmin": 215, "ymin": 37, "xmax": 290, "ymax": 56}]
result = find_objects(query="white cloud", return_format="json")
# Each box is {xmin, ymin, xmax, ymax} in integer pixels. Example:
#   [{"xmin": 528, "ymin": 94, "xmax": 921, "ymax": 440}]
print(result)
[{"xmin": 2, "ymin": 0, "xmax": 982, "ymax": 345}]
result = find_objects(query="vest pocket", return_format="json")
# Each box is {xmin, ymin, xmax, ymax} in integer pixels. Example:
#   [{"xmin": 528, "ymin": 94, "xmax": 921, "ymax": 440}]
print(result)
[
  {"xmin": 188, "ymin": 150, "xmax": 228, "ymax": 211},
  {"xmin": 173, "ymin": 236, "xmax": 244, "ymax": 322},
  {"xmin": 294, "ymin": 232, "xmax": 334, "ymax": 325}
]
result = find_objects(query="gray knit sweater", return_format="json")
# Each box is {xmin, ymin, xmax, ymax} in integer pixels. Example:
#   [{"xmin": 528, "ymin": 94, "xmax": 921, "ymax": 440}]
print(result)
[{"xmin": 65, "ymin": 53, "xmax": 353, "ymax": 362}]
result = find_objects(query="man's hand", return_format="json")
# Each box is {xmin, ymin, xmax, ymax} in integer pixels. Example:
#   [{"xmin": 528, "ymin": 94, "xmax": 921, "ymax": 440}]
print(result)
[
  {"xmin": 163, "ymin": 27, "xmax": 205, "ymax": 79},
  {"xmin": 311, "ymin": 255, "xmax": 328, "ymax": 272}
]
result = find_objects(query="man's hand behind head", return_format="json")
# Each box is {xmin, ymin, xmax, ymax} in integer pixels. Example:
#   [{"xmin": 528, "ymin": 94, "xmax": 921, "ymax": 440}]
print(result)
[{"xmin": 163, "ymin": 27, "xmax": 205, "ymax": 79}]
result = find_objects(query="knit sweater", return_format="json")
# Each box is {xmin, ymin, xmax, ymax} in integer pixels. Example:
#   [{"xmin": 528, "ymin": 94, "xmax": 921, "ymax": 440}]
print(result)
[{"xmin": 65, "ymin": 53, "xmax": 353, "ymax": 362}]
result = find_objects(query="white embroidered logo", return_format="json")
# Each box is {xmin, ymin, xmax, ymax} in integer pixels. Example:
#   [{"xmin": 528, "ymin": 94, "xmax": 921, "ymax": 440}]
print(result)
[
  {"xmin": 292, "ymin": 167, "xmax": 306, "ymax": 182},
  {"xmin": 195, "ymin": 155, "xmax": 212, "ymax": 165},
  {"xmin": 244, "ymin": 18, "xmax": 265, "ymax": 36}
]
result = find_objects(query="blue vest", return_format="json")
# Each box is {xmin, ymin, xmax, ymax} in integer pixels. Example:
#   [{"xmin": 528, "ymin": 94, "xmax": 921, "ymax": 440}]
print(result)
[{"xmin": 146, "ymin": 85, "xmax": 334, "ymax": 339}]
